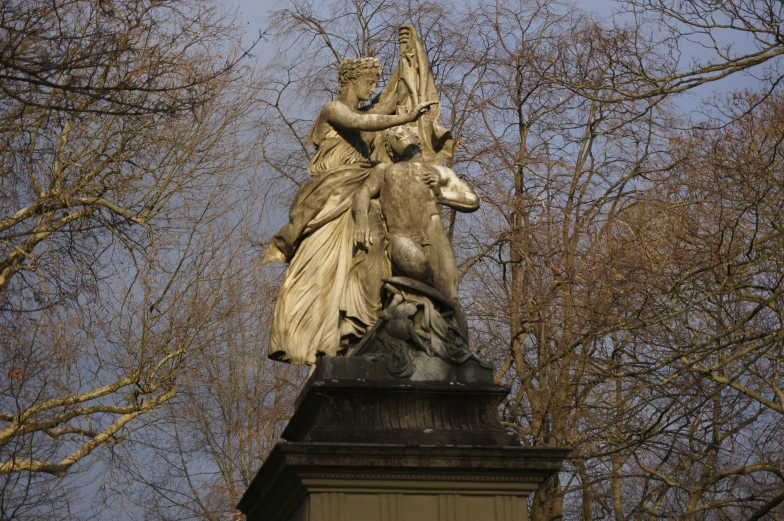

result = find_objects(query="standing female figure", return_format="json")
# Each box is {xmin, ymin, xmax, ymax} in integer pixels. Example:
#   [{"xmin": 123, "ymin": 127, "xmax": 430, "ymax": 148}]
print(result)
[{"xmin": 262, "ymin": 57, "xmax": 434, "ymax": 365}]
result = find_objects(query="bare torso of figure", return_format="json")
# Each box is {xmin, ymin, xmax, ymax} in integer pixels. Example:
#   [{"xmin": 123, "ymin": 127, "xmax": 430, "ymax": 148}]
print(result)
[
  {"xmin": 353, "ymin": 154, "xmax": 478, "ymax": 338},
  {"xmin": 377, "ymin": 161, "xmax": 463, "ymax": 330},
  {"xmin": 379, "ymin": 162, "xmax": 442, "ymax": 244}
]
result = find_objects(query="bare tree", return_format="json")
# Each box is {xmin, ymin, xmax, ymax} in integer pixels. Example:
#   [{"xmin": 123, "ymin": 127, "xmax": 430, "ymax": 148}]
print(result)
[
  {"xmin": 0, "ymin": 0, "xmax": 254, "ymax": 116},
  {"xmin": 0, "ymin": 0, "xmax": 264, "ymax": 517},
  {"xmin": 78, "ymin": 0, "xmax": 784, "ymax": 520},
  {"xmin": 99, "ymin": 236, "xmax": 306, "ymax": 520},
  {"xmin": 544, "ymin": 0, "xmax": 784, "ymax": 126},
  {"xmin": 613, "ymin": 90, "xmax": 784, "ymax": 520}
]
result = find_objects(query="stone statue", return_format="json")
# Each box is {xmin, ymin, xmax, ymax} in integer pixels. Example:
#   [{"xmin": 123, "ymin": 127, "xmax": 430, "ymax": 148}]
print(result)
[
  {"xmin": 263, "ymin": 26, "xmax": 483, "ymax": 373},
  {"xmin": 262, "ymin": 58, "xmax": 436, "ymax": 365},
  {"xmin": 350, "ymin": 125, "xmax": 487, "ymax": 374},
  {"xmin": 353, "ymin": 125, "xmax": 478, "ymax": 337}
]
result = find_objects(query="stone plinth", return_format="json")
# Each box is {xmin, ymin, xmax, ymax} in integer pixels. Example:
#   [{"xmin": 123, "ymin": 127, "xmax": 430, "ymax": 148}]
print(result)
[{"xmin": 237, "ymin": 356, "xmax": 569, "ymax": 521}]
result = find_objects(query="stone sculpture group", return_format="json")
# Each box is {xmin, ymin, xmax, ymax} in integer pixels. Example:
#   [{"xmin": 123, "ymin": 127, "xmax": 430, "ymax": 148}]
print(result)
[{"xmin": 263, "ymin": 26, "xmax": 486, "ymax": 373}]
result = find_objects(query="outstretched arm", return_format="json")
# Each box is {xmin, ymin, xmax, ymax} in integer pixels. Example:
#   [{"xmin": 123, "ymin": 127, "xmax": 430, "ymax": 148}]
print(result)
[
  {"xmin": 430, "ymin": 166, "xmax": 480, "ymax": 213},
  {"xmin": 363, "ymin": 81, "xmax": 408, "ymax": 115},
  {"xmin": 352, "ymin": 168, "xmax": 385, "ymax": 249},
  {"xmin": 325, "ymin": 100, "xmax": 437, "ymax": 132}
]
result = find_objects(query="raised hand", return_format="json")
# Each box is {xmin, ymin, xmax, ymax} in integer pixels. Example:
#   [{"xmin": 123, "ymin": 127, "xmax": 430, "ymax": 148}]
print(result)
[{"xmin": 408, "ymin": 100, "xmax": 438, "ymax": 121}]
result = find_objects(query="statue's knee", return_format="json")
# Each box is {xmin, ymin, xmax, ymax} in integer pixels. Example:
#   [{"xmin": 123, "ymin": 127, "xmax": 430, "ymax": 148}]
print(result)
[{"xmin": 389, "ymin": 236, "xmax": 433, "ymax": 283}]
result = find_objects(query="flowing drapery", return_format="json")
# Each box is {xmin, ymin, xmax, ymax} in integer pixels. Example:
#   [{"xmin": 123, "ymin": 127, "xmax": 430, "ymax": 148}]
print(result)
[
  {"xmin": 372, "ymin": 25, "xmax": 454, "ymax": 165},
  {"xmin": 263, "ymin": 124, "xmax": 388, "ymax": 364},
  {"xmin": 262, "ymin": 26, "xmax": 450, "ymax": 364}
]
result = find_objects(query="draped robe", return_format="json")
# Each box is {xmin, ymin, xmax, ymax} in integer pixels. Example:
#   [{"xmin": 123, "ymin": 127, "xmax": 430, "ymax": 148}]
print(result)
[{"xmin": 263, "ymin": 114, "xmax": 389, "ymax": 364}]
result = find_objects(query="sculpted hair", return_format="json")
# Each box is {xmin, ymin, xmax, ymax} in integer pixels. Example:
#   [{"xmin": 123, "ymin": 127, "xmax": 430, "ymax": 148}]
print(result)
[
  {"xmin": 384, "ymin": 125, "xmax": 421, "ymax": 160},
  {"xmin": 338, "ymin": 57, "xmax": 383, "ymax": 89}
]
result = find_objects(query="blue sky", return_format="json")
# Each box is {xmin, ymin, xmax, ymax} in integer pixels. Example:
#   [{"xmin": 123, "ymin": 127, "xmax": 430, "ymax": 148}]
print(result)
[
  {"xmin": 233, "ymin": 0, "xmax": 621, "ymax": 29},
  {"xmin": 230, "ymin": 0, "xmax": 766, "ymax": 235},
  {"xmin": 232, "ymin": 0, "xmax": 761, "ymax": 107}
]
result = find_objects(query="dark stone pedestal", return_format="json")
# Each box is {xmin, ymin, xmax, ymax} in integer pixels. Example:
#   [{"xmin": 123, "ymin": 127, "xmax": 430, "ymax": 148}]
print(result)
[{"xmin": 237, "ymin": 356, "xmax": 569, "ymax": 521}]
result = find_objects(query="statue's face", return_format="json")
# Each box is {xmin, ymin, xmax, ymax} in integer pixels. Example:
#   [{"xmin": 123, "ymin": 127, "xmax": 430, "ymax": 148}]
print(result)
[
  {"xmin": 389, "ymin": 134, "xmax": 406, "ymax": 159},
  {"xmin": 352, "ymin": 76, "xmax": 378, "ymax": 101},
  {"xmin": 390, "ymin": 129, "xmax": 419, "ymax": 159}
]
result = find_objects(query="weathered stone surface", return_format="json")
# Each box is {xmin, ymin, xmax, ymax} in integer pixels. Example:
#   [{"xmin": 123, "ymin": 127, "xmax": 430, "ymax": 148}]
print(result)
[
  {"xmin": 312, "ymin": 351, "xmax": 493, "ymax": 385},
  {"xmin": 283, "ymin": 355, "xmax": 515, "ymax": 446},
  {"xmin": 238, "ymin": 356, "xmax": 571, "ymax": 521}
]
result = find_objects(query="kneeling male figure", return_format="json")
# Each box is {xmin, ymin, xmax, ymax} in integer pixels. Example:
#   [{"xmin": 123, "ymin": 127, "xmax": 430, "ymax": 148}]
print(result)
[{"xmin": 353, "ymin": 125, "xmax": 479, "ymax": 339}]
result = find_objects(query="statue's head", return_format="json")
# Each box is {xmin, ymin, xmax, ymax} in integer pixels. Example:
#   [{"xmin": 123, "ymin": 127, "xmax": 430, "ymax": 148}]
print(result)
[
  {"xmin": 385, "ymin": 125, "xmax": 421, "ymax": 161},
  {"xmin": 338, "ymin": 57, "xmax": 383, "ymax": 100}
]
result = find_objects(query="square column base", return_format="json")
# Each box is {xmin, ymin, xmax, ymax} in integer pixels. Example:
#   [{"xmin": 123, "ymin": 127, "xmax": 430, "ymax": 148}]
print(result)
[{"xmin": 238, "ymin": 442, "xmax": 568, "ymax": 521}]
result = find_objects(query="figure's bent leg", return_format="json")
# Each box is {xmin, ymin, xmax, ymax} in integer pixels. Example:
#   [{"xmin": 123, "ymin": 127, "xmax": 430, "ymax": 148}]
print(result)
[
  {"xmin": 425, "ymin": 230, "xmax": 469, "ymax": 340},
  {"xmin": 388, "ymin": 236, "xmax": 433, "ymax": 284}
]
